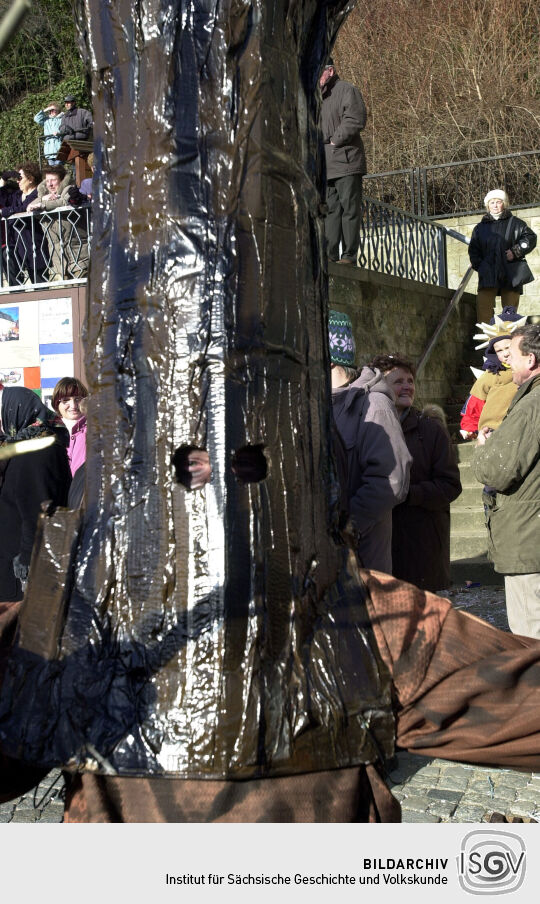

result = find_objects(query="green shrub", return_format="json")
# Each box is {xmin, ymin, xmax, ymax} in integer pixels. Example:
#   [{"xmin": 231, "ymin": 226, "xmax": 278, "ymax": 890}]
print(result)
[{"xmin": 0, "ymin": 74, "xmax": 91, "ymax": 170}]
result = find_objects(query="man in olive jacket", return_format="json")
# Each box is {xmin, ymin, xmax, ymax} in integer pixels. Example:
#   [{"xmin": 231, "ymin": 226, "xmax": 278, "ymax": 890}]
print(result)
[
  {"xmin": 474, "ymin": 324, "xmax": 540, "ymax": 638},
  {"xmin": 320, "ymin": 61, "xmax": 366, "ymax": 265}
]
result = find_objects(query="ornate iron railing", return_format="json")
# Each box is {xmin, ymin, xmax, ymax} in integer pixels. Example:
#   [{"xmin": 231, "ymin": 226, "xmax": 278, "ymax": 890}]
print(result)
[
  {"xmin": 0, "ymin": 205, "xmax": 90, "ymax": 290},
  {"xmin": 1, "ymin": 198, "xmax": 460, "ymax": 291},
  {"xmin": 363, "ymin": 150, "xmax": 540, "ymax": 218},
  {"xmin": 358, "ymin": 196, "xmax": 447, "ymax": 285}
]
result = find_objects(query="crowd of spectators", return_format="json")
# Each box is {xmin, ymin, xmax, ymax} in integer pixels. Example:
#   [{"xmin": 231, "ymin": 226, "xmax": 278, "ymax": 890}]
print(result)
[
  {"xmin": 0, "ymin": 76, "xmax": 538, "ymax": 647},
  {"xmin": 0, "ymin": 96, "xmax": 93, "ymax": 287}
]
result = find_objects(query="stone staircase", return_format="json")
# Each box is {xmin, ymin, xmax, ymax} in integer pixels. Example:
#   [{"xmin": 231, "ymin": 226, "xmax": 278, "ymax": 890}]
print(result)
[
  {"xmin": 450, "ymin": 440, "xmax": 503, "ymax": 585},
  {"xmin": 444, "ymin": 367, "xmax": 504, "ymax": 587}
]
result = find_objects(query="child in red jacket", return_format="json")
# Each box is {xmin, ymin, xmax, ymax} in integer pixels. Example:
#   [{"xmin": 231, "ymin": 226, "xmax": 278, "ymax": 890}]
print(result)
[{"xmin": 460, "ymin": 307, "xmax": 526, "ymax": 440}]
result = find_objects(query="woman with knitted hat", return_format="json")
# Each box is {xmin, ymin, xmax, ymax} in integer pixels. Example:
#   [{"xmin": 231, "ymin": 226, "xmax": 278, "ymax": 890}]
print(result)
[
  {"xmin": 468, "ymin": 189, "xmax": 537, "ymax": 323},
  {"xmin": 329, "ymin": 311, "xmax": 412, "ymax": 572}
]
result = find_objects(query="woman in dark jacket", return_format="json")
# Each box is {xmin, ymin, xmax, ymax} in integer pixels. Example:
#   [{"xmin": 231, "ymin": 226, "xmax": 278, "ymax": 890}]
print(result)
[
  {"xmin": 370, "ymin": 355, "xmax": 462, "ymax": 592},
  {"xmin": 0, "ymin": 161, "xmax": 47, "ymax": 286},
  {"xmin": 0, "ymin": 386, "xmax": 71, "ymax": 602},
  {"xmin": 468, "ymin": 189, "xmax": 537, "ymax": 324}
]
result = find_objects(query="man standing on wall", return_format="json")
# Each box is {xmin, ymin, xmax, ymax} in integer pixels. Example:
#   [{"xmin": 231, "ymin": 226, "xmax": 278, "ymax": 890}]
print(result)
[
  {"xmin": 320, "ymin": 60, "xmax": 367, "ymax": 265},
  {"xmin": 474, "ymin": 324, "xmax": 540, "ymax": 639}
]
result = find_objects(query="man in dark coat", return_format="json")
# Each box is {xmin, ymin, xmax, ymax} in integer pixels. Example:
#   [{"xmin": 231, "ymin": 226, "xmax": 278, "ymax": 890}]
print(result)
[
  {"xmin": 0, "ymin": 386, "xmax": 71, "ymax": 601},
  {"xmin": 319, "ymin": 60, "xmax": 366, "ymax": 265},
  {"xmin": 58, "ymin": 95, "xmax": 93, "ymax": 143}
]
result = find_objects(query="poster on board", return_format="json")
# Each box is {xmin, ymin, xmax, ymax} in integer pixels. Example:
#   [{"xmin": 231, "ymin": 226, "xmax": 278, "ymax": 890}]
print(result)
[{"xmin": 0, "ymin": 301, "xmax": 39, "ymax": 368}]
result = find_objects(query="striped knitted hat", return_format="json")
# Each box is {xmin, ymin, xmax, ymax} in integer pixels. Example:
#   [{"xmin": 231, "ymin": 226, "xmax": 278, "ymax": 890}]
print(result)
[{"xmin": 328, "ymin": 310, "xmax": 355, "ymax": 366}]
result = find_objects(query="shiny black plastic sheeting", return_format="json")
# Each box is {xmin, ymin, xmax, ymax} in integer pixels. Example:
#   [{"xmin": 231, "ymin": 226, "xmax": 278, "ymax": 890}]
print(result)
[{"xmin": 0, "ymin": 0, "xmax": 395, "ymax": 778}]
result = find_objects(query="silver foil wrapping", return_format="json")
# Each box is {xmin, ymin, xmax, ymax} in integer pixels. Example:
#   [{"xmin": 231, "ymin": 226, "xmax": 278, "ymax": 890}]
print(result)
[{"xmin": 0, "ymin": 0, "xmax": 394, "ymax": 778}]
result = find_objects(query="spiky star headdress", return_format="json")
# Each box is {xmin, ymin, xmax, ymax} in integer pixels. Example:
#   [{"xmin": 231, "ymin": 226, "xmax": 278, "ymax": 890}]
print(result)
[{"xmin": 473, "ymin": 308, "xmax": 527, "ymax": 351}]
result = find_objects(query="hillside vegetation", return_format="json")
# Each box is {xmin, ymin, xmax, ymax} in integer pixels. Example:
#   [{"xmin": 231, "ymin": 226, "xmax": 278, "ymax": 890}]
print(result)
[
  {"xmin": 0, "ymin": 0, "xmax": 88, "ymax": 168},
  {"xmin": 0, "ymin": 0, "xmax": 538, "ymax": 182},
  {"xmin": 334, "ymin": 0, "xmax": 540, "ymax": 171}
]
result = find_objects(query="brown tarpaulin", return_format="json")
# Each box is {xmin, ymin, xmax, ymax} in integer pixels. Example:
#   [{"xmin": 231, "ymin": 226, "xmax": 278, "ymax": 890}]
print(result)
[{"xmin": 62, "ymin": 572, "xmax": 540, "ymax": 822}]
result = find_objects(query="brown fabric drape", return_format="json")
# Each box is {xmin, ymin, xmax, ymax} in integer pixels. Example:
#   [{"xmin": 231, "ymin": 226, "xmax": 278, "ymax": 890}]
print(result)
[
  {"xmin": 5, "ymin": 571, "xmax": 540, "ymax": 820},
  {"xmin": 362, "ymin": 570, "xmax": 540, "ymax": 770},
  {"xmin": 63, "ymin": 763, "xmax": 400, "ymax": 824}
]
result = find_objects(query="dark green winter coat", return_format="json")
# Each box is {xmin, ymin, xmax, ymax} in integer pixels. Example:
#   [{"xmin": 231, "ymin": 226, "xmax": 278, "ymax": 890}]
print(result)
[
  {"xmin": 473, "ymin": 374, "xmax": 540, "ymax": 574},
  {"xmin": 320, "ymin": 75, "xmax": 367, "ymax": 180}
]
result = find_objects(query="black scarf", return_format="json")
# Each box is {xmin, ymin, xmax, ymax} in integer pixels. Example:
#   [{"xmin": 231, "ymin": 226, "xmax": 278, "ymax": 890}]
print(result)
[{"xmin": 0, "ymin": 387, "xmax": 68, "ymax": 445}]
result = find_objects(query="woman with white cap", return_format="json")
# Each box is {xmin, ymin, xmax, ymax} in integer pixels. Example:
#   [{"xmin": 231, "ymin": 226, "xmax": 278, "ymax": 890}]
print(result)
[{"xmin": 468, "ymin": 189, "xmax": 537, "ymax": 323}]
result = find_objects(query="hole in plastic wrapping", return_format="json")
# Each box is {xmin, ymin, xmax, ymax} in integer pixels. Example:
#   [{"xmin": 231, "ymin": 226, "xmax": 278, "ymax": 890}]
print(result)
[
  {"xmin": 172, "ymin": 446, "xmax": 212, "ymax": 490},
  {"xmin": 231, "ymin": 444, "xmax": 268, "ymax": 484}
]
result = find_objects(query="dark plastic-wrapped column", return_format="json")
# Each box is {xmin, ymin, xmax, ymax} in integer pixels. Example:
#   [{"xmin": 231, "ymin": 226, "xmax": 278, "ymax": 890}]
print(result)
[{"xmin": 0, "ymin": 0, "xmax": 394, "ymax": 778}]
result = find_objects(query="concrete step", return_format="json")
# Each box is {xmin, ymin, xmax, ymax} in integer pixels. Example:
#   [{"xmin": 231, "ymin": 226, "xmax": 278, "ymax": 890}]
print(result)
[
  {"xmin": 451, "ymin": 530, "xmax": 488, "ymax": 559},
  {"xmin": 450, "ymin": 554, "xmax": 504, "ymax": 587},
  {"xmin": 456, "ymin": 474, "xmax": 483, "ymax": 494},
  {"xmin": 451, "ymin": 507, "xmax": 486, "ymax": 531},
  {"xmin": 453, "ymin": 485, "xmax": 483, "ymax": 507},
  {"xmin": 454, "ymin": 381, "xmax": 473, "ymax": 394},
  {"xmin": 454, "ymin": 441, "xmax": 476, "ymax": 462},
  {"xmin": 446, "ymin": 403, "xmax": 465, "ymax": 422},
  {"xmin": 456, "ymin": 465, "xmax": 482, "ymax": 492}
]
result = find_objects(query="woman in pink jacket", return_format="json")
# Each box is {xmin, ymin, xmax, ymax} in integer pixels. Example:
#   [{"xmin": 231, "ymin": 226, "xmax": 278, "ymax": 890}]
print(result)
[{"xmin": 51, "ymin": 377, "xmax": 88, "ymax": 477}]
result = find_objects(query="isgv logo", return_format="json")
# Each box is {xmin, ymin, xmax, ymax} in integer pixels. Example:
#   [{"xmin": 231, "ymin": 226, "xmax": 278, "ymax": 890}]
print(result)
[{"xmin": 458, "ymin": 830, "xmax": 526, "ymax": 895}]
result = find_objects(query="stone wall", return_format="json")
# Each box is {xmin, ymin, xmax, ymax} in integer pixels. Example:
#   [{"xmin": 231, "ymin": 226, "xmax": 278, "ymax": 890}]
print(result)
[
  {"xmin": 329, "ymin": 266, "xmax": 477, "ymax": 407},
  {"xmin": 437, "ymin": 206, "xmax": 540, "ymax": 318}
]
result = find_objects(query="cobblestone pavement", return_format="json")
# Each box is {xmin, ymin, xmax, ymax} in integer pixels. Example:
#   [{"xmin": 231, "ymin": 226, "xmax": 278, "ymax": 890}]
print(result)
[
  {"xmin": 392, "ymin": 583, "xmax": 539, "ymax": 823},
  {"xmin": 1, "ymin": 583, "xmax": 538, "ymax": 824},
  {"xmin": 0, "ymin": 769, "xmax": 64, "ymax": 824}
]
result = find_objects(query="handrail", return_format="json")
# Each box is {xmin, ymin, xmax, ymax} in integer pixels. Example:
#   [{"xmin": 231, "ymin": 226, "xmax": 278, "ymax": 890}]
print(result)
[
  {"xmin": 417, "ymin": 274, "xmax": 473, "ymax": 380},
  {"xmin": 416, "ymin": 227, "xmax": 471, "ymax": 376},
  {"xmin": 359, "ymin": 195, "xmax": 448, "ymax": 286}
]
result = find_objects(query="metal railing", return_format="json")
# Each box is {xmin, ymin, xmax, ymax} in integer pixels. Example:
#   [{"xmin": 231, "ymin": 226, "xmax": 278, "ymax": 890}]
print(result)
[
  {"xmin": 358, "ymin": 195, "xmax": 448, "ymax": 285},
  {"xmin": 2, "ymin": 198, "xmax": 450, "ymax": 291},
  {"xmin": 0, "ymin": 205, "xmax": 90, "ymax": 290},
  {"xmin": 363, "ymin": 150, "xmax": 540, "ymax": 219}
]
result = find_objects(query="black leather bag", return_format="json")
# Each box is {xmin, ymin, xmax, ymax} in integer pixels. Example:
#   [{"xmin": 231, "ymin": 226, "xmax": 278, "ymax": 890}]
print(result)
[
  {"xmin": 504, "ymin": 217, "xmax": 534, "ymax": 288},
  {"xmin": 506, "ymin": 257, "xmax": 534, "ymax": 289}
]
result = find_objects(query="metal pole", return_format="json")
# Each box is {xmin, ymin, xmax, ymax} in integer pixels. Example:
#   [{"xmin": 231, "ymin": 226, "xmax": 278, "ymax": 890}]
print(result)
[
  {"xmin": 0, "ymin": 0, "xmax": 32, "ymax": 54},
  {"xmin": 416, "ymin": 266, "xmax": 474, "ymax": 377}
]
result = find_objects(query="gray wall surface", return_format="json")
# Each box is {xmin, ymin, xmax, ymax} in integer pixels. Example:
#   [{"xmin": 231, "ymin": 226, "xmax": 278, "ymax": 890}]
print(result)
[{"xmin": 329, "ymin": 266, "xmax": 478, "ymax": 406}]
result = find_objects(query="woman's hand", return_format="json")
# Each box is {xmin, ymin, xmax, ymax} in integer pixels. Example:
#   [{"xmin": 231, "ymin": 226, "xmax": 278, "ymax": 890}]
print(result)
[{"xmin": 506, "ymin": 249, "xmax": 515, "ymax": 261}]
